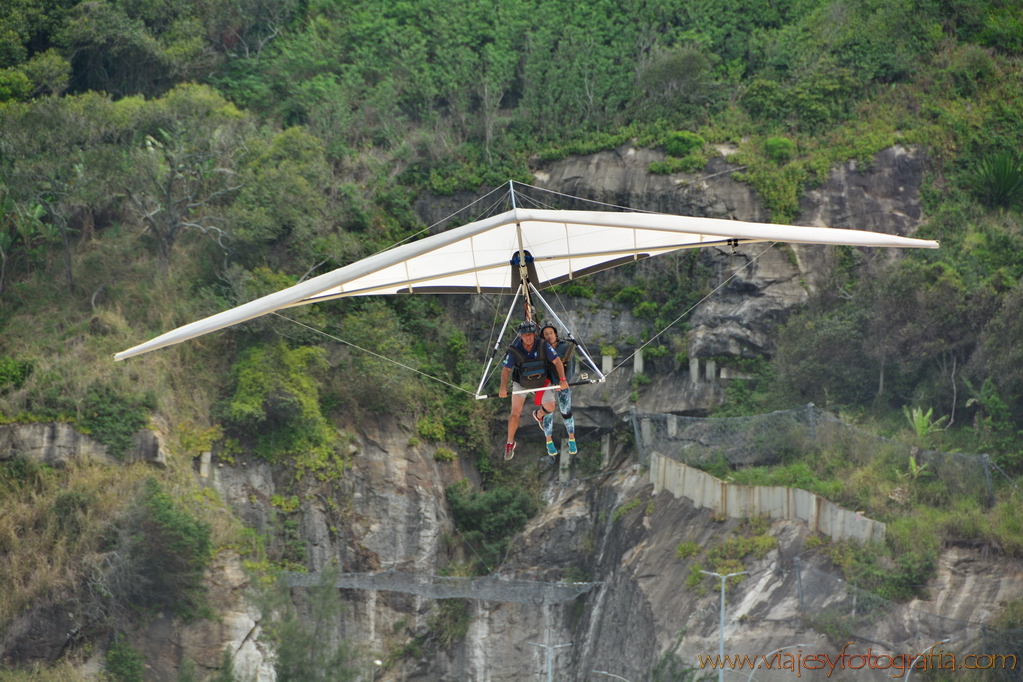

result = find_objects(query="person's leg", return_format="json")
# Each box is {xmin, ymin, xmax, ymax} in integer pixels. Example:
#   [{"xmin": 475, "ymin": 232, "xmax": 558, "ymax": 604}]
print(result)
[
  {"xmin": 559, "ymin": 388, "xmax": 577, "ymax": 454},
  {"xmin": 559, "ymin": 388, "xmax": 575, "ymax": 435},
  {"xmin": 507, "ymin": 393, "xmax": 526, "ymax": 444},
  {"xmin": 541, "ymin": 399, "xmax": 555, "ymax": 437},
  {"xmin": 532, "ymin": 383, "xmax": 553, "ymax": 432},
  {"xmin": 541, "ymin": 394, "xmax": 557, "ymax": 454}
]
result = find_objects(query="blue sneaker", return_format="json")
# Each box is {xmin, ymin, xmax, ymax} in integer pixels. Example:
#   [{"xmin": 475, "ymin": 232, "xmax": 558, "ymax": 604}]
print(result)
[
  {"xmin": 568, "ymin": 437, "xmax": 578, "ymax": 455},
  {"xmin": 546, "ymin": 440, "xmax": 558, "ymax": 456}
]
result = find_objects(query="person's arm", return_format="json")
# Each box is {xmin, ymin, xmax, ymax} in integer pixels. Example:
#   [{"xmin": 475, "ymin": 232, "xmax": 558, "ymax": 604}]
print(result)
[
  {"xmin": 552, "ymin": 357, "xmax": 568, "ymax": 390},
  {"xmin": 499, "ymin": 366, "xmax": 511, "ymax": 398}
]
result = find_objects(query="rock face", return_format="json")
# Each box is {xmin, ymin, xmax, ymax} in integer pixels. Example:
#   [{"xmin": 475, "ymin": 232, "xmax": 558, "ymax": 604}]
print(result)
[
  {"xmin": 1, "ymin": 145, "xmax": 965, "ymax": 682},
  {"xmin": 136, "ymin": 413, "xmax": 480, "ymax": 681},
  {"xmin": 0, "ymin": 422, "xmax": 112, "ymax": 466},
  {"xmin": 0, "ymin": 422, "xmax": 167, "ymax": 467},
  {"xmin": 398, "ymin": 470, "xmax": 1023, "ymax": 682}
]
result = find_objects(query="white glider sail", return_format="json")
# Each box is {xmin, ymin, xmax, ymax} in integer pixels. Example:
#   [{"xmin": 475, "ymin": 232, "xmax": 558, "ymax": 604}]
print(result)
[{"xmin": 115, "ymin": 206, "xmax": 938, "ymax": 361}]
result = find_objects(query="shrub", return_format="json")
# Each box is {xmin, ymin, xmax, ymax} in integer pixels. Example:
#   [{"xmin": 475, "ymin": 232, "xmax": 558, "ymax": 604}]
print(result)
[
  {"xmin": 648, "ymin": 154, "xmax": 708, "ymax": 175},
  {"xmin": 80, "ymin": 383, "xmax": 157, "ymax": 458},
  {"xmin": 52, "ymin": 488, "xmax": 94, "ymax": 535},
  {"xmin": 427, "ymin": 599, "xmax": 471, "ymax": 646},
  {"xmin": 0, "ymin": 356, "xmax": 33, "ymax": 393},
  {"xmin": 675, "ymin": 541, "xmax": 699, "ymax": 559},
  {"xmin": 417, "ymin": 416, "xmax": 446, "ymax": 442},
  {"xmin": 96, "ymin": 478, "xmax": 214, "ymax": 621},
  {"xmin": 686, "ymin": 563, "xmax": 705, "ymax": 590},
  {"xmin": 764, "ymin": 137, "xmax": 796, "ymax": 164},
  {"xmin": 613, "ymin": 286, "xmax": 645, "ymax": 306},
  {"xmin": 664, "ymin": 131, "xmax": 705, "ymax": 158},
  {"xmin": 106, "ymin": 633, "xmax": 146, "ymax": 682},
  {"xmin": 966, "ymin": 151, "xmax": 1023, "ymax": 209},
  {"xmin": 446, "ymin": 480, "xmax": 538, "ymax": 569},
  {"xmin": 613, "ymin": 498, "xmax": 643, "ymax": 522},
  {"xmin": 224, "ymin": 342, "xmax": 336, "ymax": 463},
  {"xmin": 551, "ymin": 281, "xmax": 595, "ymax": 298},
  {"xmin": 945, "ymin": 44, "xmax": 997, "ymax": 97},
  {"xmin": 632, "ymin": 301, "xmax": 659, "ymax": 319},
  {"xmin": 434, "ymin": 447, "xmax": 456, "ymax": 463},
  {"xmin": 257, "ymin": 565, "xmax": 358, "ymax": 682}
]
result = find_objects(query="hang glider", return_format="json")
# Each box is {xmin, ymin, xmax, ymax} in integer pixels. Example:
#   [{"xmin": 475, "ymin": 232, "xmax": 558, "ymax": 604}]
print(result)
[{"xmin": 115, "ymin": 200, "xmax": 938, "ymax": 362}]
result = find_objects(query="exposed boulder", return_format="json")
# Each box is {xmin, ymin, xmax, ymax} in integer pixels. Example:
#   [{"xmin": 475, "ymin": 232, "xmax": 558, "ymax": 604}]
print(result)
[{"xmin": 0, "ymin": 422, "xmax": 112, "ymax": 466}]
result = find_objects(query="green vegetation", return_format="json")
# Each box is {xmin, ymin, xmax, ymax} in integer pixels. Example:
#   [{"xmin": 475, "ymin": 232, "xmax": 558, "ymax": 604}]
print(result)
[
  {"xmin": 675, "ymin": 541, "xmax": 699, "ymax": 560},
  {"xmin": 79, "ymin": 383, "xmax": 157, "ymax": 457},
  {"xmin": 433, "ymin": 447, "xmax": 456, "ymax": 463},
  {"xmin": 763, "ymin": 137, "xmax": 796, "ymax": 165},
  {"xmin": 445, "ymin": 479, "xmax": 538, "ymax": 571},
  {"xmin": 0, "ymin": 0, "xmax": 1022, "ymax": 671},
  {"xmin": 613, "ymin": 497, "xmax": 644, "ymax": 522},
  {"xmin": 105, "ymin": 634, "xmax": 146, "ymax": 682},
  {"xmin": 114, "ymin": 478, "xmax": 215, "ymax": 620},
  {"xmin": 224, "ymin": 342, "xmax": 337, "ymax": 467},
  {"xmin": 256, "ymin": 565, "xmax": 359, "ymax": 682},
  {"xmin": 426, "ymin": 599, "xmax": 472, "ymax": 647}
]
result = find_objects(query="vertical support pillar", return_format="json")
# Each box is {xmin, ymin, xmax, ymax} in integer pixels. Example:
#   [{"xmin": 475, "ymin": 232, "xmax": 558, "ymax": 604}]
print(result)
[
  {"xmin": 667, "ymin": 415, "xmax": 677, "ymax": 438},
  {"xmin": 794, "ymin": 557, "xmax": 804, "ymax": 613},
  {"xmin": 199, "ymin": 451, "xmax": 211, "ymax": 478},
  {"xmin": 559, "ymin": 439, "xmax": 572, "ymax": 483},
  {"xmin": 983, "ymin": 454, "xmax": 994, "ymax": 508},
  {"xmin": 641, "ymin": 418, "xmax": 654, "ymax": 465},
  {"xmin": 690, "ymin": 357, "xmax": 700, "ymax": 385},
  {"xmin": 705, "ymin": 359, "xmax": 717, "ymax": 382},
  {"xmin": 634, "ymin": 347, "xmax": 644, "ymax": 375},
  {"xmin": 602, "ymin": 354, "xmax": 613, "ymax": 374},
  {"xmin": 601, "ymin": 433, "xmax": 611, "ymax": 469},
  {"xmin": 630, "ymin": 406, "xmax": 643, "ymax": 462}
]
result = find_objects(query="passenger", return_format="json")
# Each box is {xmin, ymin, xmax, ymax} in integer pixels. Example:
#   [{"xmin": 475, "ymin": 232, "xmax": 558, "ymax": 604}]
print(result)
[
  {"xmin": 532, "ymin": 324, "xmax": 578, "ymax": 455},
  {"xmin": 499, "ymin": 320, "xmax": 569, "ymax": 460}
]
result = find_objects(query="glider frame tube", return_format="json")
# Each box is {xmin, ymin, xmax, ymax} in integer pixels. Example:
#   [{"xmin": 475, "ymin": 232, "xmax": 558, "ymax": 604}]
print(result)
[{"xmin": 528, "ymin": 283, "xmax": 606, "ymax": 382}]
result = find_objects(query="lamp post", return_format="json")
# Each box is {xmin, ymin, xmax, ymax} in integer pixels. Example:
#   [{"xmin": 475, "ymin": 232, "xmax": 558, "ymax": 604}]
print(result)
[
  {"xmin": 528, "ymin": 641, "xmax": 572, "ymax": 682},
  {"xmin": 701, "ymin": 570, "xmax": 748, "ymax": 682}
]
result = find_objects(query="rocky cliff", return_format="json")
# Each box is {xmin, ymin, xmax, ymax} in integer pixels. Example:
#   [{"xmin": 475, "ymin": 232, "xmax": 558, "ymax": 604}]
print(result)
[{"xmin": 7, "ymin": 145, "xmax": 1003, "ymax": 682}]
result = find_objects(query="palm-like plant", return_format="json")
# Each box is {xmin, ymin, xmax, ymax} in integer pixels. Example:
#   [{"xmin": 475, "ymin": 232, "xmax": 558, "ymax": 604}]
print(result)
[{"xmin": 966, "ymin": 150, "xmax": 1023, "ymax": 209}]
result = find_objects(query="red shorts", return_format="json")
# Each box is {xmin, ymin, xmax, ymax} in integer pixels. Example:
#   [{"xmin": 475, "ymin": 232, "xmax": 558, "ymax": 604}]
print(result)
[{"xmin": 534, "ymin": 379, "xmax": 553, "ymax": 406}]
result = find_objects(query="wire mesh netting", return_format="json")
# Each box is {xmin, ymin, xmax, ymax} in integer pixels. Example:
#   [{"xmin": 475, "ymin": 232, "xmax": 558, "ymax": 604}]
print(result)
[
  {"xmin": 632, "ymin": 404, "xmax": 1015, "ymax": 507},
  {"xmin": 633, "ymin": 405, "xmax": 819, "ymax": 468},
  {"xmin": 285, "ymin": 571, "xmax": 598, "ymax": 604}
]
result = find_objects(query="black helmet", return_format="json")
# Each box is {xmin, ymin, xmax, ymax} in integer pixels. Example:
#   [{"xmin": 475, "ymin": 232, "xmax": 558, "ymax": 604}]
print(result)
[
  {"xmin": 517, "ymin": 320, "xmax": 537, "ymax": 334},
  {"xmin": 539, "ymin": 323, "xmax": 558, "ymax": 339}
]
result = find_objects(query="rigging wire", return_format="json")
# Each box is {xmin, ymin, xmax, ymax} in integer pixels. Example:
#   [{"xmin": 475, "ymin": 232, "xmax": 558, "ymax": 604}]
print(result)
[
  {"xmin": 270, "ymin": 312, "xmax": 476, "ymax": 396},
  {"xmin": 361, "ymin": 184, "xmax": 510, "ymax": 259},
  {"xmin": 607, "ymin": 242, "xmax": 778, "ymax": 377},
  {"xmin": 274, "ymin": 182, "xmax": 778, "ymax": 396},
  {"xmin": 512, "ymin": 180, "xmax": 656, "ymax": 213}
]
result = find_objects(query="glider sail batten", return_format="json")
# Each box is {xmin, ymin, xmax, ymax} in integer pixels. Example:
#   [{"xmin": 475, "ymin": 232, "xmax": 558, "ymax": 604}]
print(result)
[{"xmin": 114, "ymin": 207, "xmax": 939, "ymax": 361}]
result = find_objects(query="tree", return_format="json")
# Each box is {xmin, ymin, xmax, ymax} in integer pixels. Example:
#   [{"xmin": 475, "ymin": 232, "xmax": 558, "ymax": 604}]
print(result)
[
  {"xmin": 257, "ymin": 564, "xmax": 359, "ymax": 682},
  {"xmin": 124, "ymin": 84, "xmax": 248, "ymax": 268}
]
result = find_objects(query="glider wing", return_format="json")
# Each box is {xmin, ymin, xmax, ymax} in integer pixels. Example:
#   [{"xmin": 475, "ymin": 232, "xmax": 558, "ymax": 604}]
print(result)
[{"xmin": 114, "ymin": 208, "xmax": 938, "ymax": 361}]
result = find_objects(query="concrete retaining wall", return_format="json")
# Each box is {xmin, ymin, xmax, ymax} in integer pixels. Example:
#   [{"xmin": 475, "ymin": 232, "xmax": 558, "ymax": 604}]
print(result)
[{"xmin": 650, "ymin": 451, "xmax": 885, "ymax": 542}]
